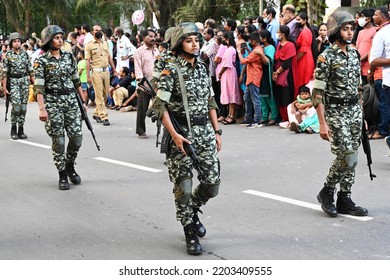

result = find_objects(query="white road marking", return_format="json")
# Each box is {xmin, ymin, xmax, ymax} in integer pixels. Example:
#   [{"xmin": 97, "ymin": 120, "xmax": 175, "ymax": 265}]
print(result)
[
  {"xmin": 10, "ymin": 139, "xmax": 51, "ymax": 149},
  {"xmin": 94, "ymin": 157, "xmax": 163, "ymax": 173},
  {"xmin": 11, "ymin": 140, "xmax": 163, "ymax": 174},
  {"xmin": 243, "ymin": 189, "xmax": 373, "ymax": 221}
]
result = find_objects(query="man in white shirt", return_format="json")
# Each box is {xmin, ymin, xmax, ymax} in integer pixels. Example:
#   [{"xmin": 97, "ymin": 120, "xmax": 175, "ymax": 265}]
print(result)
[{"xmin": 114, "ymin": 27, "xmax": 136, "ymax": 73}]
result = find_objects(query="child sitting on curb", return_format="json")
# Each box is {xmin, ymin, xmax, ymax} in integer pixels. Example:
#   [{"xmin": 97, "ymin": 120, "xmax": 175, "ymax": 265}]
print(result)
[{"xmin": 288, "ymin": 86, "xmax": 319, "ymax": 134}]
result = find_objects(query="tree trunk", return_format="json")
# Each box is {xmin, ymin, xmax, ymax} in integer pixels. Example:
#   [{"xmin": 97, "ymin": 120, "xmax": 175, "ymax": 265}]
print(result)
[{"xmin": 2, "ymin": 0, "xmax": 25, "ymax": 36}]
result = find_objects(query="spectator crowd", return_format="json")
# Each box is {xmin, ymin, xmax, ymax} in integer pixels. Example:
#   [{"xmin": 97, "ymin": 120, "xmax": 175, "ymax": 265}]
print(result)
[{"xmin": 1, "ymin": 2, "xmax": 390, "ymax": 151}]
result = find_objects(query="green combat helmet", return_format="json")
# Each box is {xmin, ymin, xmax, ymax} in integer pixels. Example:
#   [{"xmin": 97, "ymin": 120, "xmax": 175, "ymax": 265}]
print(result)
[
  {"xmin": 170, "ymin": 22, "xmax": 202, "ymax": 51},
  {"xmin": 41, "ymin": 25, "xmax": 64, "ymax": 50},
  {"xmin": 327, "ymin": 11, "xmax": 355, "ymax": 37},
  {"xmin": 164, "ymin": 27, "xmax": 176, "ymax": 45},
  {"xmin": 9, "ymin": 32, "xmax": 23, "ymax": 45}
]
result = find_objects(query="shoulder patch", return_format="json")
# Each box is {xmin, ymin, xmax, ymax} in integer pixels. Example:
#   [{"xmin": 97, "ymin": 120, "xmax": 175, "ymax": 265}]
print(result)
[
  {"xmin": 317, "ymin": 55, "xmax": 326, "ymax": 63},
  {"xmin": 33, "ymin": 61, "xmax": 39, "ymax": 68},
  {"xmin": 161, "ymin": 69, "xmax": 171, "ymax": 76}
]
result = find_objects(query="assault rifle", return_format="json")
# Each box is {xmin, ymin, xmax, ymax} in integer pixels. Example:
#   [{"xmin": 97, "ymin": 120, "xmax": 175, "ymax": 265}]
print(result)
[
  {"xmin": 5, "ymin": 93, "xmax": 9, "ymax": 122},
  {"xmin": 138, "ymin": 77, "xmax": 161, "ymax": 148},
  {"xmin": 75, "ymin": 92, "xmax": 100, "ymax": 151},
  {"xmin": 139, "ymin": 77, "xmax": 208, "ymax": 184},
  {"xmin": 361, "ymin": 121, "xmax": 376, "ymax": 180}
]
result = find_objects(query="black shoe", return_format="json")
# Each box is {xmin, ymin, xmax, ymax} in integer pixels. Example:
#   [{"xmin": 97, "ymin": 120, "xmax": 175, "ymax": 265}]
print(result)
[
  {"xmin": 65, "ymin": 163, "xmax": 81, "ymax": 185},
  {"xmin": 317, "ymin": 185, "xmax": 338, "ymax": 217},
  {"xmin": 93, "ymin": 115, "xmax": 102, "ymax": 123},
  {"xmin": 18, "ymin": 125, "xmax": 27, "ymax": 139},
  {"xmin": 11, "ymin": 124, "xmax": 19, "ymax": 140},
  {"xmin": 103, "ymin": 119, "xmax": 110, "ymax": 126},
  {"xmin": 192, "ymin": 209, "xmax": 206, "ymax": 238},
  {"xmin": 336, "ymin": 191, "xmax": 368, "ymax": 216},
  {"xmin": 59, "ymin": 170, "xmax": 70, "ymax": 190},
  {"xmin": 184, "ymin": 224, "xmax": 202, "ymax": 255}
]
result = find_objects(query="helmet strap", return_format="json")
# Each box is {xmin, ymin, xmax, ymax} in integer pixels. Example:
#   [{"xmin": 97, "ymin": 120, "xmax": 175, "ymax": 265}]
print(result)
[{"xmin": 181, "ymin": 49, "xmax": 199, "ymax": 59}]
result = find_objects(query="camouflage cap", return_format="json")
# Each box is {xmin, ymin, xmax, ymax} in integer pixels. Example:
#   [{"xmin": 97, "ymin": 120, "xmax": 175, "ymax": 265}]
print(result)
[
  {"xmin": 9, "ymin": 32, "xmax": 23, "ymax": 44},
  {"xmin": 170, "ymin": 22, "xmax": 201, "ymax": 51},
  {"xmin": 327, "ymin": 11, "xmax": 355, "ymax": 37},
  {"xmin": 41, "ymin": 25, "xmax": 64, "ymax": 47}
]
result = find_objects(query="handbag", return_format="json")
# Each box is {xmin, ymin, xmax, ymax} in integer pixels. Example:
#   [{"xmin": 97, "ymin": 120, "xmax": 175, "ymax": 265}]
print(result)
[{"xmin": 274, "ymin": 61, "xmax": 289, "ymax": 87}]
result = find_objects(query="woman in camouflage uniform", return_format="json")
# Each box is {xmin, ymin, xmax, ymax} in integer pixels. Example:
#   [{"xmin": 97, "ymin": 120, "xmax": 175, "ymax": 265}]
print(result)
[
  {"xmin": 34, "ymin": 25, "xmax": 86, "ymax": 191},
  {"xmin": 2, "ymin": 32, "xmax": 34, "ymax": 140},
  {"xmin": 313, "ymin": 12, "xmax": 368, "ymax": 217},
  {"xmin": 151, "ymin": 23, "xmax": 222, "ymax": 255}
]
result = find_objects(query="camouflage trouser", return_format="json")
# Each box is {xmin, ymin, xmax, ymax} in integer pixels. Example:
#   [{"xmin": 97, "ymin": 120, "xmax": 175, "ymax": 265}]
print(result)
[
  {"xmin": 9, "ymin": 77, "xmax": 29, "ymax": 126},
  {"xmin": 44, "ymin": 92, "xmax": 83, "ymax": 171},
  {"xmin": 166, "ymin": 123, "xmax": 221, "ymax": 226},
  {"xmin": 324, "ymin": 103, "xmax": 362, "ymax": 192}
]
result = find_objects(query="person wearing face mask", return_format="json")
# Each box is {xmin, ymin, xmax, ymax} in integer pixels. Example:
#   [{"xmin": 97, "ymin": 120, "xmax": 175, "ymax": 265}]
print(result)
[
  {"xmin": 356, "ymin": 8, "xmax": 376, "ymax": 85},
  {"xmin": 149, "ymin": 22, "xmax": 221, "ymax": 255},
  {"xmin": 85, "ymin": 24, "xmax": 117, "ymax": 126},
  {"xmin": 262, "ymin": 7, "xmax": 280, "ymax": 46},
  {"xmin": 237, "ymin": 31, "xmax": 265, "ymax": 127},
  {"xmin": 2, "ymin": 32, "xmax": 35, "ymax": 140},
  {"xmin": 33, "ymin": 25, "xmax": 86, "ymax": 190},
  {"xmin": 313, "ymin": 12, "xmax": 368, "ymax": 218},
  {"xmin": 295, "ymin": 12, "xmax": 315, "ymax": 95}
]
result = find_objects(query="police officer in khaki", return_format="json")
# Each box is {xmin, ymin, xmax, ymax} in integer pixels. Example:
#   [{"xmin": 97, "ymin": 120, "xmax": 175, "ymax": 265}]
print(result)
[
  {"xmin": 313, "ymin": 12, "xmax": 368, "ymax": 217},
  {"xmin": 2, "ymin": 32, "xmax": 34, "ymax": 140},
  {"xmin": 85, "ymin": 24, "xmax": 117, "ymax": 126}
]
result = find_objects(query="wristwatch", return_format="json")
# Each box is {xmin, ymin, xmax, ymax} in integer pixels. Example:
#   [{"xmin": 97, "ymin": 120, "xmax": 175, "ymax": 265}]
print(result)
[{"xmin": 214, "ymin": 129, "xmax": 222, "ymax": 135}]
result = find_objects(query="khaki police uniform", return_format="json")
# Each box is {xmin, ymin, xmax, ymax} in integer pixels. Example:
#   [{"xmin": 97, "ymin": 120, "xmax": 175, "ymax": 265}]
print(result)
[{"xmin": 85, "ymin": 39, "xmax": 110, "ymax": 120}]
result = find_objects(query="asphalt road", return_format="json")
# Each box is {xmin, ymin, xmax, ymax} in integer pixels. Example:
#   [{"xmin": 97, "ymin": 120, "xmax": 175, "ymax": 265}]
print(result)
[{"xmin": 1, "ymin": 100, "xmax": 390, "ymax": 260}]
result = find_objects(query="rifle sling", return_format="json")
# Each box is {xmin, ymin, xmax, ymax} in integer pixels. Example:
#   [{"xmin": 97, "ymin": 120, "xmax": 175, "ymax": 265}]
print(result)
[{"xmin": 172, "ymin": 62, "xmax": 193, "ymax": 138}]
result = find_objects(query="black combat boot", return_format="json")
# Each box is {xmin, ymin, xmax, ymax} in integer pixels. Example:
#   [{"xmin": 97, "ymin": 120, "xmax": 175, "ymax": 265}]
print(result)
[
  {"xmin": 317, "ymin": 185, "xmax": 338, "ymax": 217},
  {"xmin": 184, "ymin": 224, "xmax": 202, "ymax": 255},
  {"xmin": 336, "ymin": 191, "xmax": 368, "ymax": 216},
  {"xmin": 59, "ymin": 170, "xmax": 70, "ymax": 190},
  {"xmin": 18, "ymin": 125, "xmax": 27, "ymax": 139},
  {"xmin": 65, "ymin": 162, "xmax": 81, "ymax": 185},
  {"xmin": 192, "ymin": 208, "xmax": 206, "ymax": 238},
  {"xmin": 11, "ymin": 124, "xmax": 19, "ymax": 140}
]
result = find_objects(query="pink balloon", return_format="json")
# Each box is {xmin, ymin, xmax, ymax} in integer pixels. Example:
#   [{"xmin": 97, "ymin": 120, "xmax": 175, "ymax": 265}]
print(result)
[{"xmin": 132, "ymin": 10, "xmax": 145, "ymax": 25}]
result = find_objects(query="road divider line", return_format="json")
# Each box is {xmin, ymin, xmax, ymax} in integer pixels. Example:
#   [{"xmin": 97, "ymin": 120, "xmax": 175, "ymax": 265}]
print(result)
[
  {"xmin": 10, "ymin": 139, "xmax": 51, "ymax": 149},
  {"xmin": 243, "ymin": 189, "xmax": 373, "ymax": 221},
  {"xmin": 94, "ymin": 157, "xmax": 163, "ymax": 173}
]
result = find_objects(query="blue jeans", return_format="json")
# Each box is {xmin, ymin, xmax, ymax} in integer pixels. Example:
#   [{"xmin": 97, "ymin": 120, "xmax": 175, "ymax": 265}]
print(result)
[
  {"xmin": 375, "ymin": 80, "xmax": 390, "ymax": 135},
  {"xmin": 243, "ymin": 83, "xmax": 262, "ymax": 123}
]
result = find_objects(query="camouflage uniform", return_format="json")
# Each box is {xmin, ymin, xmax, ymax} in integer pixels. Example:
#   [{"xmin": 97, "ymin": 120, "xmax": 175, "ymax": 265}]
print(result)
[
  {"xmin": 154, "ymin": 55, "xmax": 220, "ymax": 227},
  {"xmin": 2, "ymin": 49, "xmax": 34, "ymax": 128},
  {"xmin": 314, "ymin": 43, "xmax": 362, "ymax": 192},
  {"xmin": 34, "ymin": 50, "xmax": 83, "ymax": 172}
]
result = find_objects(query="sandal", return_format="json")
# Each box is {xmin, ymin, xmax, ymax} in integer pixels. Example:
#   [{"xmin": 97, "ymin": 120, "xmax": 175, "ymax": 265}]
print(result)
[
  {"xmin": 222, "ymin": 116, "xmax": 236, "ymax": 125},
  {"xmin": 217, "ymin": 116, "xmax": 225, "ymax": 122},
  {"xmin": 369, "ymin": 131, "xmax": 386, "ymax": 140}
]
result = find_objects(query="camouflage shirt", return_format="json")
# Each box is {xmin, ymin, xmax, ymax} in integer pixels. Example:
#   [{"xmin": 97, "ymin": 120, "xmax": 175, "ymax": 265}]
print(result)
[
  {"xmin": 34, "ymin": 50, "xmax": 80, "ymax": 96},
  {"xmin": 2, "ymin": 50, "xmax": 34, "ymax": 79},
  {"xmin": 313, "ymin": 43, "xmax": 361, "ymax": 99},
  {"xmin": 156, "ymin": 55, "xmax": 215, "ymax": 118}
]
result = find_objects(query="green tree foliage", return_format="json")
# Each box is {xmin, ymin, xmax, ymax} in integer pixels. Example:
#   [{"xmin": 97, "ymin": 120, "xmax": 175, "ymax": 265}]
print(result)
[{"xmin": 284, "ymin": 0, "xmax": 328, "ymax": 25}]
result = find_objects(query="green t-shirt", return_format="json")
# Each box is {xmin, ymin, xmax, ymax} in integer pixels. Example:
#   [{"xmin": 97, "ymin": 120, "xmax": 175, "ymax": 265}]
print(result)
[{"xmin": 77, "ymin": 59, "xmax": 87, "ymax": 83}]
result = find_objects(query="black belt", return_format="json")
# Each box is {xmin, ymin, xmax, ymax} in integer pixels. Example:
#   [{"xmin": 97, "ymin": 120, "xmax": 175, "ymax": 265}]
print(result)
[
  {"xmin": 325, "ymin": 95, "xmax": 359, "ymax": 106},
  {"xmin": 46, "ymin": 88, "xmax": 72, "ymax": 95},
  {"xmin": 174, "ymin": 114, "xmax": 209, "ymax": 126},
  {"xmin": 9, "ymin": 73, "xmax": 28, "ymax": 78}
]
